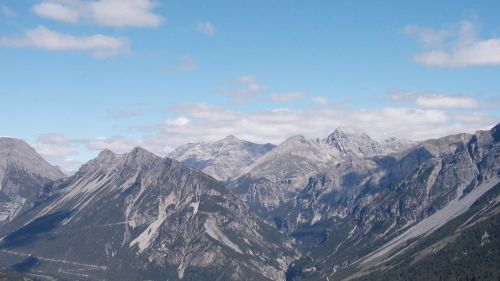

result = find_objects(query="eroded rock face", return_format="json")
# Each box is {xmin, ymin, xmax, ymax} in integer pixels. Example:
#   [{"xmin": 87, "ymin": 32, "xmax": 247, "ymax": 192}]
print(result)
[
  {"xmin": 282, "ymin": 124, "xmax": 499, "ymax": 281},
  {"xmin": 0, "ymin": 137, "xmax": 64, "ymax": 224},
  {"xmin": 231, "ymin": 129, "xmax": 415, "ymax": 213},
  {"xmin": 169, "ymin": 135, "xmax": 275, "ymax": 182},
  {"xmin": 0, "ymin": 147, "xmax": 296, "ymax": 281}
]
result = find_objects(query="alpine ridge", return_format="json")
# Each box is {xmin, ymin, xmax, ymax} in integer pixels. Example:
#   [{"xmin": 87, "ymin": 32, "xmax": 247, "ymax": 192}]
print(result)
[
  {"xmin": 283, "ymin": 124, "xmax": 499, "ymax": 280},
  {"xmin": 231, "ymin": 129, "xmax": 415, "ymax": 213},
  {"xmin": 0, "ymin": 147, "xmax": 296, "ymax": 281},
  {"xmin": 169, "ymin": 135, "xmax": 275, "ymax": 181},
  {"xmin": 0, "ymin": 124, "xmax": 498, "ymax": 281}
]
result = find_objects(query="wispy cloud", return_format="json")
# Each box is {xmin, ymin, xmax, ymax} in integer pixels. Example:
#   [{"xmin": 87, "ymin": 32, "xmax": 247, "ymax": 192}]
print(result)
[
  {"xmin": 390, "ymin": 91, "xmax": 482, "ymax": 109},
  {"xmin": 147, "ymin": 103, "xmax": 497, "ymax": 150},
  {"xmin": 33, "ymin": 133, "xmax": 81, "ymax": 173},
  {"xmin": 194, "ymin": 20, "xmax": 216, "ymax": 36},
  {"xmin": 1, "ymin": 26, "xmax": 129, "ymax": 58},
  {"xmin": 33, "ymin": 0, "xmax": 164, "ymax": 27},
  {"xmin": 270, "ymin": 92, "xmax": 304, "ymax": 103},
  {"xmin": 162, "ymin": 55, "xmax": 197, "ymax": 73},
  {"xmin": 406, "ymin": 20, "xmax": 500, "ymax": 68},
  {"xmin": 85, "ymin": 136, "xmax": 139, "ymax": 153},
  {"xmin": 311, "ymin": 96, "xmax": 329, "ymax": 105},
  {"xmin": 41, "ymin": 100, "xmax": 498, "ymax": 171},
  {"xmin": 218, "ymin": 75, "xmax": 263, "ymax": 103}
]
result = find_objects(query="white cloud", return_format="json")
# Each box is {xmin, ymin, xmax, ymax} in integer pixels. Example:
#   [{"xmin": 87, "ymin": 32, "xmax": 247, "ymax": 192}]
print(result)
[
  {"xmin": 390, "ymin": 92, "xmax": 481, "ymax": 109},
  {"xmin": 404, "ymin": 25, "xmax": 451, "ymax": 48},
  {"xmin": 33, "ymin": 133, "xmax": 81, "ymax": 173},
  {"xmin": 218, "ymin": 75, "xmax": 263, "ymax": 103},
  {"xmin": 1, "ymin": 5, "xmax": 16, "ymax": 17},
  {"xmin": 85, "ymin": 136, "xmax": 139, "ymax": 153},
  {"xmin": 39, "ymin": 101, "xmax": 497, "ymax": 172},
  {"xmin": 312, "ymin": 96, "xmax": 329, "ymax": 105},
  {"xmin": 194, "ymin": 21, "xmax": 216, "ymax": 36},
  {"xmin": 33, "ymin": 0, "xmax": 163, "ymax": 27},
  {"xmin": 139, "ymin": 103, "xmax": 497, "ymax": 153},
  {"xmin": 166, "ymin": 117, "xmax": 190, "ymax": 126},
  {"xmin": 0, "ymin": 26, "xmax": 129, "ymax": 58},
  {"xmin": 416, "ymin": 95, "xmax": 480, "ymax": 109},
  {"xmin": 271, "ymin": 92, "xmax": 304, "ymax": 103},
  {"xmin": 33, "ymin": 1, "xmax": 80, "ymax": 23},
  {"xmin": 406, "ymin": 20, "xmax": 500, "ymax": 68},
  {"xmin": 162, "ymin": 55, "xmax": 197, "ymax": 73}
]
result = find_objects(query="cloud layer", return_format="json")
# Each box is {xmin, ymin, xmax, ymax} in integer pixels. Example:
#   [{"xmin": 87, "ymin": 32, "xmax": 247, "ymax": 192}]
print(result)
[
  {"xmin": 218, "ymin": 75, "xmax": 264, "ymax": 103},
  {"xmin": 33, "ymin": 92, "xmax": 498, "ymax": 172},
  {"xmin": 406, "ymin": 20, "xmax": 500, "ymax": 68},
  {"xmin": 1, "ymin": 26, "xmax": 129, "ymax": 57},
  {"xmin": 33, "ymin": 0, "xmax": 164, "ymax": 27},
  {"xmin": 390, "ymin": 92, "xmax": 482, "ymax": 109}
]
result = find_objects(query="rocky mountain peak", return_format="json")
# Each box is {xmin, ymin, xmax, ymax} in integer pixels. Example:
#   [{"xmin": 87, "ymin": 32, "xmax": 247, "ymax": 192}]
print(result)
[
  {"xmin": 282, "ymin": 135, "xmax": 308, "ymax": 145},
  {"xmin": 96, "ymin": 148, "xmax": 116, "ymax": 160},
  {"xmin": 169, "ymin": 137, "xmax": 275, "ymax": 181},
  {"xmin": 127, "ymin": 146, "xmax": 160, "ymax": 162},
  {"xmin": 221, "ymin": 135, "xmax": 240, "ymax": 143},
  {"xmin": 0, "ymin": 137, "xmax": 64, "ymax": 180},
  {"xmin": 0, "ymin": 137, "xmax": 65, "ymax": 224},
  {"xmin": 326, "ymin": 127, "xmax": 371, "ymax": 144},
  {"xmin": 80, "ymin": 147, "xmax": 161, "ymax": 177}
]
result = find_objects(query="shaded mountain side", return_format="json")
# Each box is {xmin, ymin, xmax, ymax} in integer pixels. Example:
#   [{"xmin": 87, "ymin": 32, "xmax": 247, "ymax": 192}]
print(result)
[
  {"xmin": 0, "ymin": 147, "xmax": 297, "ymax": 281},
  {"xmin": 231, "ymin": 129, "xmax": 415, "ymax": 214},
  {"xmin": 282, "ymin": 124, "xmax": 499, "ymax": 281},
  {"xmin": 348, "ymin": 181, "xmax": 500, "ymax": 281}
]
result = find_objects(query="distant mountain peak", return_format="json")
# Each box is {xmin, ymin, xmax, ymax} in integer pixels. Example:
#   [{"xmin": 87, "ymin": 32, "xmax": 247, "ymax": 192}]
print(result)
[
  {"xmin": 283, "ymin": 135, "xmax": 307, "ymax": 143},
  {"xmin": 169, "ymin": 137, "xmax": 275, "ymax": 181},
  {"xmin": 128, "ymin": 146, "xmax": 158, "ymax": 160},
  {"xmin": 332, "ymin": 126, "xmax": 360, "ymax": 135},
  {"xmin": 222, "ymin": 135, "xmax": 240, "ymax": 142},
  {"xmin": 97, "ymin": 148, "xmax": 115, "ymax": 158}
]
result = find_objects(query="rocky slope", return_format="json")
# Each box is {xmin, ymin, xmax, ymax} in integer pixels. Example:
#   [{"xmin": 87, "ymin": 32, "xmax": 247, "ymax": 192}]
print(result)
[
  {"xmin": 349, "ymin": 180, "xmax": 500, "ymax": 281},
  {"xmin": 169, "ymin": 135, "xmax": 275, "ymax": 182},
  {"xmin": 231, "ymin": 128, "xmax": 415, "ymax": 213},
  {"xmin": 282, "ymin": 124, "xmax": 499, "ymax": 281},
  {"xmin": 0, "ymin": 147, "xmax": 296, "ymax": 281},
  {"xmin": 0, "ymin": 138, "xmax": 64, "ymax": 224}
]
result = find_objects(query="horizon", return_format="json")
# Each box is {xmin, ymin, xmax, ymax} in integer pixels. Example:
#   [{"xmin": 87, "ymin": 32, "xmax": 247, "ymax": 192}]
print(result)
[
  {"xmin": 1, "ymin": 121, "xmax": 498, "ymax": 174},
  {"xmin": 1, "ymin": 0, "xmax": 500, "ymax": 171}
]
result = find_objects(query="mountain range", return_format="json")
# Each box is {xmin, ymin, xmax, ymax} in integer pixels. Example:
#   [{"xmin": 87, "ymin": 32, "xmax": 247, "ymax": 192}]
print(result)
[{"xmin": 0, "ymin": 124, "xmax": 497, "ymax": 281}]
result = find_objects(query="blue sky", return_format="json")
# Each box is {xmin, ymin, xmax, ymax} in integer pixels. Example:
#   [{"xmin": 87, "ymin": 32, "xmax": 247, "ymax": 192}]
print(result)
[{"xmin": 1, "ymin": 0, "xmax": 499, "ymax": 172}]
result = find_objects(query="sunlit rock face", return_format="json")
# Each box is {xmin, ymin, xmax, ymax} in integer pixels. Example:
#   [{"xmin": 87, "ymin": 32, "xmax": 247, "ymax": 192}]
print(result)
[
  {"xmin": 169, "ymin": 135, "xmax": 275, "ymax": 182},
  {"xmin": 0, "ymin": 146, "xmax": 297, "ymax": 281},
  {"xmin": 0, "ymin": 137, "xmax": 64, "ymax": 224},
  {"xmin": 230, "ymin": 128, "xmax": 415, "ymax": 213}
]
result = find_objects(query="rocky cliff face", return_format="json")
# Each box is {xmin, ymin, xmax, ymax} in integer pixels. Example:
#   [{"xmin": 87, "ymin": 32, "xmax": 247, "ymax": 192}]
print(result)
[
  {"xmin": 0, "ymin": 147, "xmax": 296, "ymax": 281},
  {"xmin": 282, "ymin": 124, "xmax": 499, "ymax": 281},
  {"xmin": 0, "ymin": 124, "xmax": 497, "ymax": 281},
  {"xmin": 169, "ymin": 135, "xmax": 275, "ymax": 182},
  {"xmin": 0, "ymin": 138, "xmax": 64, "ymax": 224},
  {"xmin": 231, "ymin": 129, "xmax": 415, "ymax": 213}
]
